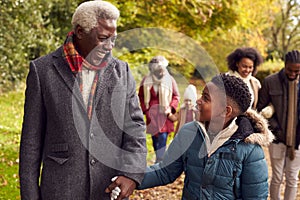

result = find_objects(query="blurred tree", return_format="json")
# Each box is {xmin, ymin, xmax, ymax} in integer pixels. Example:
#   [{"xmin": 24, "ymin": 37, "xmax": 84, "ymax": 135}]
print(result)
[
  {"xmin": 0, "ymin": 0, "xmax": 285, "ymax": 91},
  {"xmin": 265, "ymin": 0, "xmax": 300, "ymax": 59},
  {"xmin": 202, "ymin": 0, "xmax": 276, "ymax": 72},
  {"xmin": 112, "ymin": 0, "xmax": 238, "ymax": 81},
  {"xmin": 0, "ymin": 0, "xmax": 81, "ymax": 92}
]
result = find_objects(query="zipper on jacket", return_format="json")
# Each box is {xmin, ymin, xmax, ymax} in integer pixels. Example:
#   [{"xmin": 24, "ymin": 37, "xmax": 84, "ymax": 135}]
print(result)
[
  {"xmin": 232, "ymin": 170, "xmax": 238, "ymax": 199},
  {"xmin": 184, "ymin": 156, "xmax": 189, "ymax": 186}
]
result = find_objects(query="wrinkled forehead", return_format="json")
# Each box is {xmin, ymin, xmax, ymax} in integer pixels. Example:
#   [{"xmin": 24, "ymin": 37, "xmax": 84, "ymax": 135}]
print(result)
[{"xmin": 97, "ymin": 19, "xmax": 117, "ymax": 34}]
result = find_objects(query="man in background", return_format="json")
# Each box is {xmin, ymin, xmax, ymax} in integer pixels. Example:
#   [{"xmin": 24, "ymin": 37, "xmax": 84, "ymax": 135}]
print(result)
[{"xmin": 258, "ymin": 50, "xmax": 300, "ymax": 200}]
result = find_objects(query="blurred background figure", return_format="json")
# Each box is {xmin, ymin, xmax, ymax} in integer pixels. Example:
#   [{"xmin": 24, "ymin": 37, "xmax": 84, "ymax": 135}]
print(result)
[
  {"xmin": 174, "ymin": 84, "xmax": 198, "ymax": 134},
  {"xmin": 257, "ymin": 50, "xmax": 300, "ymax": 200},
  {"xmin": 226, "ymin": 47, "xmax": 264, "ymax": 109},
  {"xmin": 138, "ymin": 55, "xmax": 180, "ymax": 163}
]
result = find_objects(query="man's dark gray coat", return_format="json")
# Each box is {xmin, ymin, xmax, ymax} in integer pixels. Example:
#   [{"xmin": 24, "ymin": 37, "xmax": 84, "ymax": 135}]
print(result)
[{"xmin": 19, "ymin": 46, "xmax": 147, "ymax": 200}]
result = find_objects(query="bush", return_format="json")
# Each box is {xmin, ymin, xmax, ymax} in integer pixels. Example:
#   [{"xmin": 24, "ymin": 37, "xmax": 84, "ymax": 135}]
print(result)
[
  {"xmin": 256, "ymin": 59, "xmax": 284, "ymax": 83},
  {"xmin": 0, "ymin": 0, "xmax": 80, "ymax": 93}
]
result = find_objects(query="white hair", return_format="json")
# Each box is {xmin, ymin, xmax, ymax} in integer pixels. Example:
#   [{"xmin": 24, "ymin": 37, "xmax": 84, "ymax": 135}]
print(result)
[
  {"xmin": 71, "ymin": 0, "xmax": 120, "ymax": 33},
  {"xmin": 148, "ymin": 55, "xmax": 169, "ymax": 72}
]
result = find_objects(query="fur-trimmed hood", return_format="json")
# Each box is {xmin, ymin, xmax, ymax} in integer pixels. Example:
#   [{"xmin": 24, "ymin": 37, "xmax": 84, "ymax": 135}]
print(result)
[{"xmin": 231, "ymin": 109, "xmax": 275, "ymax": 146}]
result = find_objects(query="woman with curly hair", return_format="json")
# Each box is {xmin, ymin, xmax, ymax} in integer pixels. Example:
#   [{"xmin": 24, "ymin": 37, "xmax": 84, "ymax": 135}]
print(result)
[{"xmin": 226, "ymin": 47, "xmax": 263, "ymax": 109}]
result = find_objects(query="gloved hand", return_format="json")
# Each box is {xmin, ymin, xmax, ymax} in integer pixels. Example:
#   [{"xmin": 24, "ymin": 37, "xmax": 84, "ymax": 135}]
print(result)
[{"xmin": 260, "ymin": 104, "xmax": 275, "ymax": 119}]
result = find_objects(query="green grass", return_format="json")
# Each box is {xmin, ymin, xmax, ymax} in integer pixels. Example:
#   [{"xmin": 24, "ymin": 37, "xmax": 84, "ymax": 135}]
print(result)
[
  {"xmin": 0, "ymin": 86, "xmax": 177, "ymax": 199},
  {"xmin": 0, "ymin": 88, "xmax": 24, "ymax": 199},
  {"xmin": 0, "ymin": 133, "xmax": 20, "ymax": 200}
]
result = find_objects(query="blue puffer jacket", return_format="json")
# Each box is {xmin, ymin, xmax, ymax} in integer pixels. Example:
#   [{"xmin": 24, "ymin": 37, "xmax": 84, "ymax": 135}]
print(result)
[{"xmin": 138, "ymin": 110, "xmax": 274, "ymax": 199}]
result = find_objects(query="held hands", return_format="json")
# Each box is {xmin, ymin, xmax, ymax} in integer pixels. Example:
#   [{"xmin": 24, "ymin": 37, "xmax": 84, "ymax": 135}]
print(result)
[
  {"xmin": 164, "ymin": 106, "xmax": 171, "ymax": 115},
  {"xmin": 105, "ymin": 176, "xmax": 136, "ymax": 200},
  {"xmin": 108, "ymin": 177, "xmax": 120, "ymax": 200},
  {"xmin": 165, "ymin": 106, "xmax": 177, "ymax": 122}
]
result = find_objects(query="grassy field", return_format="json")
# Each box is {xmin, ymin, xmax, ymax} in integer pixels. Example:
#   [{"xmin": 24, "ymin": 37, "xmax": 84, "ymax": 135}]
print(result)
[
  {"xmin": 0, "ymin": 89, "xmax": 24, "ymax": 199},
  {"xmin": 0, "ymin": 86, "xmax": 178, "ymax": 199}
]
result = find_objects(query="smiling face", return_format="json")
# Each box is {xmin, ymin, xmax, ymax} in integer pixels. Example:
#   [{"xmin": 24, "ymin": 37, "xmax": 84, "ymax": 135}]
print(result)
[
  {"xmin": 196, "ymin": 74, "xmax": 251, "ymax": 133},
  {"xmin": 196, "ymin": 82, "xmax": 226, "ymax": 123},
  {"xmin": 237, "ymin": 57, "xmax": 254, "ymax": 78},
  {"xmin": 75, "ymin": 19, "xmax": 117, "ymax": 65},
  {"xmin": 184, "ymin": 99, "xmax": 192, "ymax": 106},
  {"xmin": 285, "ymin": 62, "xmax": 300, "ymax": 81}
]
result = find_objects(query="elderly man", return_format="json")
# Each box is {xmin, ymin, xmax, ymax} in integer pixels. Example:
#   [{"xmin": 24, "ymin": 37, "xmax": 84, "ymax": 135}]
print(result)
[{"xmin": 19, "ymin": 1, "xmax": 147, "ymax": 200}]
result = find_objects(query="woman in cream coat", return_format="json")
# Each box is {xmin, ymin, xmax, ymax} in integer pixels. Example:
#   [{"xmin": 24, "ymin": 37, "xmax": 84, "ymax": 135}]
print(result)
[{"xmin": 226, "ymin": 47, "xmax": 263, "ymax": 109}]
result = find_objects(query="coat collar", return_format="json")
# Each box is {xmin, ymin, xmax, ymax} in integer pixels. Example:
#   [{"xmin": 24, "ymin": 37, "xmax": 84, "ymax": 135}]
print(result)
[
  {"xmin": 232, "ymin": 109, "xmax": 275, "ymax": 146},
  {"xmin": 278, "ymin": 68, "xmax": 289, "ymax": 85},
  {"xmin": 94, "ymin": 58, "xmax": 117, "ymax": 105},
  {"xmin": 52, "ymin": 46, "xmax": 86, "ymax": 110},
  {"xmin": 51, "ymin": 46, "xmax": 118, "ymax": 111},
  {"xmin": 196, "ymin": 109, "xmax": 275, "ymax": 148}
]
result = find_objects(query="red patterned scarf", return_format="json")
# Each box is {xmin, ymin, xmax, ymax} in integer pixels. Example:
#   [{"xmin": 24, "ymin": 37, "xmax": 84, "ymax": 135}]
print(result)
[{"xmin": 63, "ymin": 31, "xmax": 111, "ymax": 119}]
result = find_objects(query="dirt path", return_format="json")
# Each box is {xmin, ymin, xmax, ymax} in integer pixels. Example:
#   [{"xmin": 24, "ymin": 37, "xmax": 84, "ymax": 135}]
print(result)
[
  {"xmin": 131, "ymin": 175, "xmax": 184, "ymax": 200},
  {"xmin": 263, "ymin": 147, "xmax": 300, "ymax": 200},
  {"xmin": 131, "ymin": 147, "xmax": 300, "ymax": 199}
]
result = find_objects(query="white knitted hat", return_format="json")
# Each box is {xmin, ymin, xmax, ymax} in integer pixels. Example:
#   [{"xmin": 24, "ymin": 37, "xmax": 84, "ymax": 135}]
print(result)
[{"xmin": 183, "ymin": 84, "xmax": 197, "ymax": 105}]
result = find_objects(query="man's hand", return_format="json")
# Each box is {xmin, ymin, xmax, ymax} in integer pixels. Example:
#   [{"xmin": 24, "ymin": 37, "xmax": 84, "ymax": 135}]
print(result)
[{"xmin": 105, "ymin": 176, "xmax": 137, "ymax": 200}]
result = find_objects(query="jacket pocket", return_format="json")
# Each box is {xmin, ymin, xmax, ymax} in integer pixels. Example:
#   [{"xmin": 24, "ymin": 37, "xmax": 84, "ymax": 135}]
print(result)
[
  {"xmin": 269, "ymin": 90, "xmax": 283, "ymax": 96},
  {"xmin": 269, "ymin": 115, "xmax": 284, "ymax": 141},
  {"xmin": 269, "ymin": 90, "xmax": 283, "ymax": 104},
  {"xmin": 47, "ymin": 143, "xmax": 69, "ymax": 165}
]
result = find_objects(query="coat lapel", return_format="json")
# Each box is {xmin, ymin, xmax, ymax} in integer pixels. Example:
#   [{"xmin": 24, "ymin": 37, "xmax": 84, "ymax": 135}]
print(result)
[
  {"xmin": 94, "ymin": 59, "xmax": 116, "ymax": 105},
  {"xmin": 52, "ymin": 47, "xmax": 86, "ymax": 111},
  {"xmin": 250, "ymin": 79, "xmax": 258, "ymax": 109}
]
